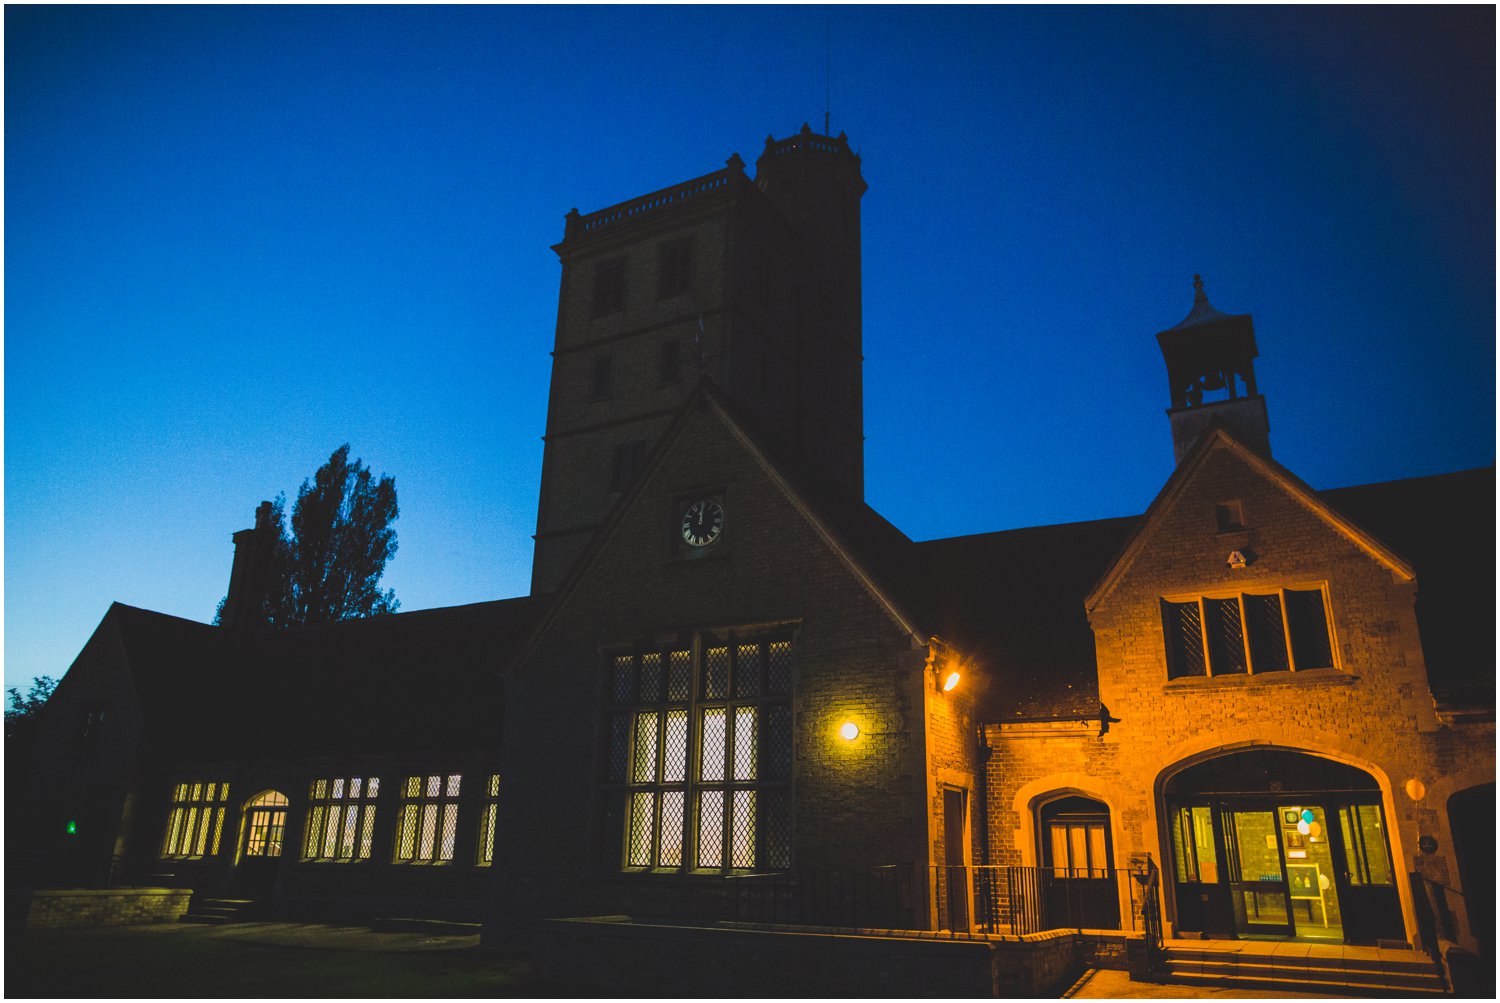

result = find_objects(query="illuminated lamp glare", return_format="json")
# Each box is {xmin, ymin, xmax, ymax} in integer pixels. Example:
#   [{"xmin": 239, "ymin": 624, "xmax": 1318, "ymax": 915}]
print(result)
[
  {"xmin": 65, "ymin": 820, "xmax": 77, "ymax": 835},
  {"xmin": 942, "ymin": 671, "xmax": 961, "ymax": 692},
  {"xmin": 839, "ymin": 721, "xmax": 860, "ymax": 741},
  {"xmin": 1297, "ymin": 819, "xmax": 1311, "ymax": 836}
]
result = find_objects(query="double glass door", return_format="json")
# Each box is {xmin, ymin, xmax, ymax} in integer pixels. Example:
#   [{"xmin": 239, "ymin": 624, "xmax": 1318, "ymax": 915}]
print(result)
[{"xmin": 1170, "ymin": 798, "xmax": 1396, "ymax": 943}]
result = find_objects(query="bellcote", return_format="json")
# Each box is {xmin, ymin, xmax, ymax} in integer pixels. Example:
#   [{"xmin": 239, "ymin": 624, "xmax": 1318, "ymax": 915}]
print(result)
[{"xmin": 1156, "ymin": 275, "xmax": 1271, "ymax": 463}]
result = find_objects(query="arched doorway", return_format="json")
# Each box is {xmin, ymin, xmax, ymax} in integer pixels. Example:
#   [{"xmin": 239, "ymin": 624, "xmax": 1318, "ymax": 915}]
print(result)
[
  {"xmin": 238, "ymin": 790, "xmax": 289, "ymax": 899},
  {"xmin": 1163, "ymin": 749, "xmax": 1400, "ymax": 945},
  {"xmin": 1447, "ymin": 784, "xmax": 1494, "ymax": 968},
  {"xmin": 1037, "ymin": 794, "xmax": 1119, "ymax": 929}
]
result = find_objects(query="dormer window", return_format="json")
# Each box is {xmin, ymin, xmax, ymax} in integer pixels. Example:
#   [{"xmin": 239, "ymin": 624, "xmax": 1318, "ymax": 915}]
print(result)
[{"xmin": 1163, "ymin": 588, "xmax": 1335, "ymax": 680}]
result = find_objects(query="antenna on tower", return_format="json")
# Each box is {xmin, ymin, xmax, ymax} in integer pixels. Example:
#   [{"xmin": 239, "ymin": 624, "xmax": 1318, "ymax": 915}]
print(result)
[{"xmin": 824, "ymin": 17, "xmax": 831, "ymax": 135}]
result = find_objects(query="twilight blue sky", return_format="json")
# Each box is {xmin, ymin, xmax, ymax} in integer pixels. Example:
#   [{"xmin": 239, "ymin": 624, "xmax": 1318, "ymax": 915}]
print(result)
[{"xmin": 6, "ymin": 6, "xmax": 1494, "ymax": 692}]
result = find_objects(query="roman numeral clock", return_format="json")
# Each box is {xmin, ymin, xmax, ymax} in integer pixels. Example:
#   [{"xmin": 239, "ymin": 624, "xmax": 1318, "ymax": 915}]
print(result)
[{"xmin": 678, "ymin": 496, "xmax": 725, "ymax": 554}]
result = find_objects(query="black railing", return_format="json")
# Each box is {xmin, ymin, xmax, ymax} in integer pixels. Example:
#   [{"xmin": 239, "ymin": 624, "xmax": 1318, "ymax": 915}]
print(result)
[
  {"xmin": 730, "ymin": 864, "xmax": 1144, "ymax": 937},
  {"xmin": 729, "ymin": 865, "xmax": 921, "ymax": 930},
  {"xmin": 1411, "ymin": 871, "xmax": 1460, "ymax": 955},
  {"xmin": 1005, "ymin": 866, "xmax": 1139, "ymax": 935},
  {"xmin": 1139, "ymin": 861, "xmax": 1164, "ymax": 973}
]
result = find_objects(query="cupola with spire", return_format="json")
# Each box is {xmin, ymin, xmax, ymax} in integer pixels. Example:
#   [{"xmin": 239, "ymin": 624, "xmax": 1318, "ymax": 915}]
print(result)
[{"xmin": 1156, "ymin": 275, "xmax": 1270, "ymax": 463}]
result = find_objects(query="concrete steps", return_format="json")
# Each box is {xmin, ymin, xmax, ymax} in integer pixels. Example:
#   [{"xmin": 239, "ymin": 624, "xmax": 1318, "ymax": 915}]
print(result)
[
  {"xmin": 1160, "ymin": 943, "xmax": 1447, "ymax": 996},
  {"xmin": 182, "ymin": 897, "xmax": 264, "ymax": 925}
]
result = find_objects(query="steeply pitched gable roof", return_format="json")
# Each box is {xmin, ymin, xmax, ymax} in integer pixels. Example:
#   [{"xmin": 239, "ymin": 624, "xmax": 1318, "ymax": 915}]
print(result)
[
  {"xmin": 511, "ymin": 381, "xmax": 930, "ymax": 675},
  {"xmin": 1086, "ymin": 424, "xmax": 1416, "ymax": 611}
]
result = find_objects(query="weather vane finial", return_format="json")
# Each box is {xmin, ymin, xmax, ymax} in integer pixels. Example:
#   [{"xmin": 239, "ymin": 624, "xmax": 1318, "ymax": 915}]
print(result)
[{"xmin": 824, "ymin": 18, "xmax": 832, "ymax": 135}]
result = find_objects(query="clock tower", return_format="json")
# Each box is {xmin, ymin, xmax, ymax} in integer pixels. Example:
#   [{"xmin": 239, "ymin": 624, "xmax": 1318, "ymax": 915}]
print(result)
[{"xmin": 530, "ymin": 126, "xmax": 868, "ymax": 594}]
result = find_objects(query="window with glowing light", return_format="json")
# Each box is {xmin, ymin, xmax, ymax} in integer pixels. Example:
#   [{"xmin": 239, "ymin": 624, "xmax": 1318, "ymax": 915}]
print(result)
[
  {"xmin": 394, "ymin": 773, "xmax": 462, "ymax": 864},
  {"xmin": 303, "ymin": 776, "xmax": 380, "ymax": 862},
  {"xmin": 1163, "ymin": 587, "xmax": 1334, "ymax": 680},
  {"xmin": 601, "ymin": 634, "xmax": 793, "ymax": 872},
  {"xmin": 161, "ymin": 780, "xmax": 230, "ymax": 858},
  {"xmin": 476, "ymin": 774, "xmax": 500, "ymax": 867}
]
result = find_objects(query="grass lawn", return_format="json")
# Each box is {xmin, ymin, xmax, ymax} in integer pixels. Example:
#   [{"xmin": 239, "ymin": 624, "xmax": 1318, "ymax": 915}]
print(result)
[{"xmin": 5, "ymin": 923, "xmax": 582, "ymax": 998}]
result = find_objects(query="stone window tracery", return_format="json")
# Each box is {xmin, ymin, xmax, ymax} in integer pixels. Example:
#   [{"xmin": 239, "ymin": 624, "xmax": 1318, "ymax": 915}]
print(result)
[
  {"xmin": 1163, "ymin": 587, "xmax": 1334, "ymax": 679},
  {"xmin": 601, "ymin": 634, "xmax": 792, "ymax": 873}
]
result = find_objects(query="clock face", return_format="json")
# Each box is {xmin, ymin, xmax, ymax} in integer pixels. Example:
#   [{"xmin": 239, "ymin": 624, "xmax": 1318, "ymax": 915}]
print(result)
[{"xmin": 680, "ymin": 498, "xmax": 725, "ymax": 548}]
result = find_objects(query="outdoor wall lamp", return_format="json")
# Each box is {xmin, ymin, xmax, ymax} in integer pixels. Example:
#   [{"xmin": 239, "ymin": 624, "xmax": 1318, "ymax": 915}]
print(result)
[
  {"xmin": 838, "ymin": 721, "xmax": 899, "ymax": 741},
  {"xmin": 927, "ymin": 636, "xmax": 964, "ymax": 695}
]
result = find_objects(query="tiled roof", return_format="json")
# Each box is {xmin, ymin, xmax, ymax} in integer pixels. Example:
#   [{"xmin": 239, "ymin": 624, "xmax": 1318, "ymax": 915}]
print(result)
[
  {"xmin": 911, "ymin": 516, "xmax": 1138, "ymax": 720},
  {"xmin": 1320, "ymin": 467, "xmax": 1494, "ymax": 707},
  {"xmin": 112, "ymin": 596, "xmax": 545, "ymax": 762},
  {"xmin": 907, "ymin": 467, "xmax": 1493, "ymax": 720}
]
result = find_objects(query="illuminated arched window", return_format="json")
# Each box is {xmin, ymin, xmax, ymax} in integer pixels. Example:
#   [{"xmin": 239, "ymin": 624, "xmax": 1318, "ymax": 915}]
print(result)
[
  {"xmin": 244, "ymin": 790, "xmax": 290, "ymax": 858},
  {"xmin": 1039, "ymin": 795, "xmax": 1112, "ymax": 878}
]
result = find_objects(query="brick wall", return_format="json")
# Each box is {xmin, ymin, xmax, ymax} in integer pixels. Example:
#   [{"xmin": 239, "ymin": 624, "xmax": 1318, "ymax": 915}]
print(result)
[
  {"xmin": 502, "ymin": 395, "xmax": 929, "ymax": 924},
  {"xmin": 21, "ymin": 887, "xmax": 190, "ymax": 928},
  {"xmin": 987, "ymin": 440, "xmax": 1494, "ymax": 952}
]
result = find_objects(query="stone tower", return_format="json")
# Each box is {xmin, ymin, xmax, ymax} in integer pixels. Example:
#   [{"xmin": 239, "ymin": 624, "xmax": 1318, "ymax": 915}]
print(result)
[
  {"xmin": 1156, "ymin": 275, "xmax": 1271, "ymax": 463},
  {"xmin": 530, "ymin": 126, "xmax": 867, "ymax": 594}
]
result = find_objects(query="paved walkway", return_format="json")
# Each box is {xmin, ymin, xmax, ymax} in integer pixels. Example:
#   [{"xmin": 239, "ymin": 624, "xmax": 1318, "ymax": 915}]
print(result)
[
  {"xmin": 1162, "ymin": 935, "xmax": 1420, "ymax": 966},
  {"xmin": 1063, "ymin": 968, "xmax": 1353, "ymax": 999}
]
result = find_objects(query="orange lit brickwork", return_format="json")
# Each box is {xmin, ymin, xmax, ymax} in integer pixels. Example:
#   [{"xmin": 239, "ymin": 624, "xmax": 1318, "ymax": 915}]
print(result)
[
  {"xmin": 987, "ymin": 433, "xmax": 1493, "ymax": 951},
  {"xmin": 922, "ymin": 641, "xmax": 984, "ymax": 926}
]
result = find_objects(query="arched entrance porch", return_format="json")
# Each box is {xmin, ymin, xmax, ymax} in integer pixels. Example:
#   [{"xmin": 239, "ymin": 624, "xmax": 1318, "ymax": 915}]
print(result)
[{"xmin": 1161, "ymin": 749, "xmax": 1401, "ymax": 945}]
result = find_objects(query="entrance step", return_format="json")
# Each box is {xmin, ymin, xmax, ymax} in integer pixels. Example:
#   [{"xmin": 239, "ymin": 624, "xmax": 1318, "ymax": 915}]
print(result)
[
  {"xmin": 1160, "ymin": 944, "xmax": 1447, "ymax": 997},
  {"xmin": 182, "ymin": 897, "xmax": 266, "ymax": 925}
]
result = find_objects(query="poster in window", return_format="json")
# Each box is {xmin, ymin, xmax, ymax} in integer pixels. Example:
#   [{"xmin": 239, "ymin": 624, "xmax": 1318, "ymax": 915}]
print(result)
[{"xmin": 1286, "ymin": 863, "xmax": 1322, "ymax": 899}]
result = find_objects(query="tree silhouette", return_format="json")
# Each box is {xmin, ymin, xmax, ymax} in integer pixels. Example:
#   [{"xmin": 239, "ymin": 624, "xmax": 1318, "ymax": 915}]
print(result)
[
  {"xmin": 6, "ymin": 675, "xmax": 57, "ymax": 740},
  {"xmin": 219, "ymin": 445, "xmax": 399, "ymax": 627}
]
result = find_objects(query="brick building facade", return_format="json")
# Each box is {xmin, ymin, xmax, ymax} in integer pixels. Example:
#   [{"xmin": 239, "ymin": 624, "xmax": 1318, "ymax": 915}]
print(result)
[{"xmin": 14, "ymin": 128, "xmax": 1492, "ymax": 971}]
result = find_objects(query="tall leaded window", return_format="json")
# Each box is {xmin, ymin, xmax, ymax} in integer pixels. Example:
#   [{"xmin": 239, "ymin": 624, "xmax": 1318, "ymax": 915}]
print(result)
[
  {"xmin": 161, "ymin": 781, "xmax": 230, "ymax": 858},
  {"xmin": 395, "ymin": 773, "xmax": 461, "ymax": 864},
  {"xmin": 303, "ymin": 776, "xmax": 380, "ymax": 862},
  {"xmin": 1163, "ymin": 587, "xmax": 1334, "ymax": 679},
  {"xmin": 602, "ymin": 634, "xmax": 793, "ymax": 872},
  {"xmin": 476, "ymin": 774, "xmax": 500, "ymax": 867}
]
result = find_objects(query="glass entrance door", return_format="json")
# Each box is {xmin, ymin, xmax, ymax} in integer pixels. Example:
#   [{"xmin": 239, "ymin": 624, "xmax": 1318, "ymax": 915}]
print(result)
[
  {"xmin": 1278, "ymin": 804, "xmax": 1343, "ymax": 940},
  {"xmin": 1225, "ymin": 808, "xmax": 1292, "ymax": 936},
  {"xmin": 238, "ymin": 790, "xmax": 289, "ymax": 899},
  {"xmin": 1331, "ymin": 802, "xmax": 1400, "ymax": 944}
]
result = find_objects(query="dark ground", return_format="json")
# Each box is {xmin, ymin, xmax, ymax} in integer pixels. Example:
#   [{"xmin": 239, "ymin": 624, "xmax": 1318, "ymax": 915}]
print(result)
[{"xmin": 5, "ymin": 921, "xmax": 599, "ymax": 998}]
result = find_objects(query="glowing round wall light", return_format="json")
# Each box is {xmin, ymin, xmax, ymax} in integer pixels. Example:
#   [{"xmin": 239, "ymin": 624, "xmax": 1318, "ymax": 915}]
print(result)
[
  {"xmin": 942, "ymin": 671, "xmax": 961, "ymax": 692},
  {"xmin": 839, "ymin": 721, "xmax": 860, "ymax": 741}
]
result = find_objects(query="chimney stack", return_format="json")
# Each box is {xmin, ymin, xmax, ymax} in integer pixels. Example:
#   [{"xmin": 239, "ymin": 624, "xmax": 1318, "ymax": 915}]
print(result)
[{"xmin": 220, "ymin": 501, "xmax": 278, "ymax": 628}]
